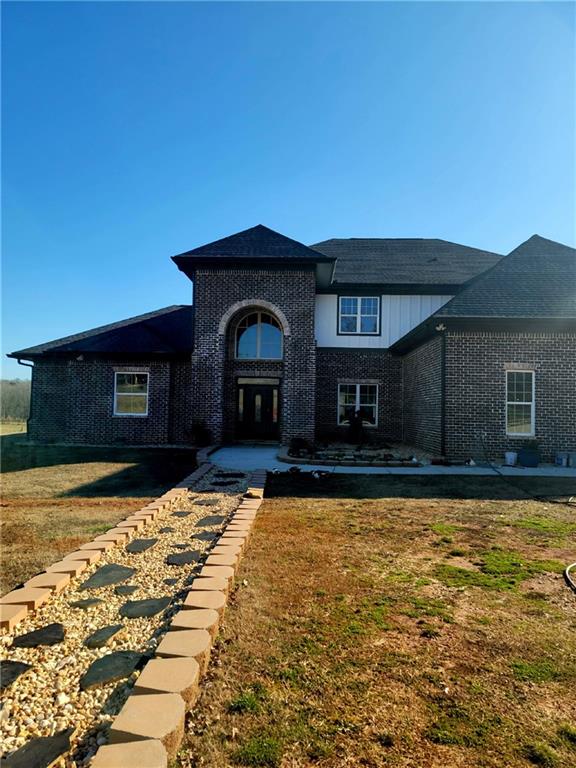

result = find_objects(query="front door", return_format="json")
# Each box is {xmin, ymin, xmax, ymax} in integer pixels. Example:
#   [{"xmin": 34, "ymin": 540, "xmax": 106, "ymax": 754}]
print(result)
[{"xmin": 236, "ymin": 378, "xmax": 280, "ymax": 440}]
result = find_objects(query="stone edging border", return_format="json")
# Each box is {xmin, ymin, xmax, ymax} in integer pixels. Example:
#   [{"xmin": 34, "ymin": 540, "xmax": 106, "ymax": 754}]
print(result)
[
  {"xmin": 87, "ymin": 467, "xmax": 267, "ymax": 767},
  {"xmin": 0, "ymin": 462, "xmax": 213, "ymax": 632},
  {"xmin": 277, "ymin": 445, "xmax": 421, "ymax": 468}
]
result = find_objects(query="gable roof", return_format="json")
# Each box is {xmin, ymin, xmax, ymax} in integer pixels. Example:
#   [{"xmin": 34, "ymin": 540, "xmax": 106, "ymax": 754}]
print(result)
[
  {"xmin": 311, "ymin": 238, "xmax": 502, "ymax": 286},
  {"xmin": 435, "ymin": 235, "xmax": 576, "ymax": 318},
  {"xmin": 9, "ymin": 306, "xmax": 193, "ymax": 360},
  {"xmin": 173, "ymin": 224, "xmax": 334, "ymax": 263}
]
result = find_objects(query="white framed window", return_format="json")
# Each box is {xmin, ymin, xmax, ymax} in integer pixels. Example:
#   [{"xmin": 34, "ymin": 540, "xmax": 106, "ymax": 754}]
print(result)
[
  {"xmin": 506, "ymin": 370, "xmax": 535, "ymax": 436},
  {"xmin": 338, "ymin": 296, "xmax": 380, "ymax": 335},
  {"xmin": 114, "ymin": 372, "xmax": 149, "ymax": 416},
  {"xmin": 338, "ymin": 383, "xmax": 378, "ymax": 427}
]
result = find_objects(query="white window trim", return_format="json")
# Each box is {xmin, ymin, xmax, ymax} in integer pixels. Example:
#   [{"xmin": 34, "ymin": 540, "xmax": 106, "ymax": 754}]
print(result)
[
  {"xmin": 337, "ymin": 382, "xmax": 379, "ymax": 427},
  {"xmin": 338, "ymin": 296, "xmax": 380, "ymax": 335},
  {"xmin": 505, "ymin": 370, "xmax": 535, "ymax": 437},
  {"xmin": 235, "ymin": 311, "xmax": 283, "ymax": 361},
  {"xmin": 113, "ymin": 371, "xmax": 149, "ymax": 417}
]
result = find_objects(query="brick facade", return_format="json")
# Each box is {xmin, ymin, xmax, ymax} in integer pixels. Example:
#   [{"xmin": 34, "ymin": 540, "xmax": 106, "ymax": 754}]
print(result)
[
  {"xmin": 25, "ymin": 314, "xmax": 576, "ymax": 460},
  {"xmin": 444, "ymin": 332, "xmax": 576, "ymax": 461},
  {"xmin": 315, "ymin": 348, "xmax": 402, "ymax": 443},
  {"xmin": 28, "ymin": 358, "xmax": 193, "ymax": 445},
  {"xmin": 402, "ymin": 336, "xmax": 443, "ymax": 454},
  {"xmin": 189, "ymin": 267, "xmax": 317, "ymax": 444}
]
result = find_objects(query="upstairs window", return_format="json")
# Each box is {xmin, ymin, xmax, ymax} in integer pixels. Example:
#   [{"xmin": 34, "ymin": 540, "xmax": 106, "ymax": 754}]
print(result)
[
  {"xmin": 236, "ymin": 311, "xmax": 283, "ymax": 360},
  {"xmin": 506, "ymin": 370, "xmax": 535, "ymax": 436},
  {"xmin": 339, "ymin": 296, "xmax": 380, "ymax": 334},
  {"xmin": 114, "ymin": 372, "xmax": 149, "ymax": 416},
  {"xmin": 338, "ymin": 383, "xmax": 378, "ymax": 426}
]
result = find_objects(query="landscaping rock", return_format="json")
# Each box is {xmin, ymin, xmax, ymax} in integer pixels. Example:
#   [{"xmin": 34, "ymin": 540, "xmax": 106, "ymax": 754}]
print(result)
[
  {"xmin": 0, "ymin": 660, "xmax": 32, "ymax": 691},
  {"xmin": 1, "ymin": 727, "xmax": 74, "ymax": 768},
  {"xmin": 159, "ymin": 526, "xmax": 175, "ymax": 533},
  {"xmin": 191, "ymin": 531, "xmax": 217, "ymax": 542},
  {"xmin": 166, "ymin": 551, "xmax": 201, "ymax": 566},
  {"xmin": 193, "ymin": 498, "xmax": 219, "ymax": 506},
  {"xmin": 196, "ymin": 515, "xmax": 225, "ymax": 527},
  {"xmin": 83, "ymin": 624, "xmax": 125, "ymax": 649},
  {"xmin": 69, "ymin": 598, "xmax": 103, "ymax": 610},
  {"xmin": 126, "ymin": 538, "xmax": 158, "ymax": 554},
  {"xmin": 114, "ymin": 584, "xmax": 139, "ymax": 596},
  {"xmin": 171, "ymin": 511, "xmax": 191, "ymax": 518},
  {"xmin": 119, "ymin": 597, "xmax": 171, "ymax": 619},
  {"xmin": 211, "ymin": 480, "xmax": 236, "ymax": 487},
  {"xmin": 79, "ymin": 563, "xmax": 136, "ymax": 591},
  {"xmin": 79, "ymin": 651, "xmax": 144, "ymax": 690},
  {"xmin": 12, "ymin": 623, "xmax": 65, "ymax": 648},
  {"xmin": 163, "ymin": 578, "xmax": 178, "ymax": 586}
]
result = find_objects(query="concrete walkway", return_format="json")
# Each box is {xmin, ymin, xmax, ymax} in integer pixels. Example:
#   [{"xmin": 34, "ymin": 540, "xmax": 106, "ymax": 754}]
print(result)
[{"xmin": 210, "ymin": 445, "xmax": 576, "ymax": 477}]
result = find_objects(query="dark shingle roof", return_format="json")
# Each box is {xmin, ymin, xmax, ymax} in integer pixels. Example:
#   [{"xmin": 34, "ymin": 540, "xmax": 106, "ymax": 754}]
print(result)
[
  {"xmin": 436, "ymin": 235, "xmax": 576, "ymax": 318},
  {"xmin": 9, "ymin": 306, "xmax": 194, "ymax": 359},
  {"xmin": 311, "ymin": 238, "xmax": 502, "ymax": 285},
  {"xmin": 173, "ymin": 224, "xmax": 333, "ymax": 263}
]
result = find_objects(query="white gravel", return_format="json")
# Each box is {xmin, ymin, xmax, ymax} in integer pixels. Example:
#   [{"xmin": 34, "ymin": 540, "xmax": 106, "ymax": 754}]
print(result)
[{"xmin": 0, "ymin": 466, "xmax": 248, "ymax": 765}]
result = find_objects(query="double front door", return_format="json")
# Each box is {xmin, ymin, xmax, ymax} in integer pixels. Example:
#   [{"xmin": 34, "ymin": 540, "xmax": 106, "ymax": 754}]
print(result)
[{"xmin": 236, "ymin": 377, "xmax": 280, "ymax": 440}]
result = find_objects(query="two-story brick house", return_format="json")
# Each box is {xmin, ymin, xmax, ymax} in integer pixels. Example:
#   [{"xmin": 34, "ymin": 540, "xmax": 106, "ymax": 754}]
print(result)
[{"xmin": 9, "ymin": 225, "xmax": 576, "ymax": 460}]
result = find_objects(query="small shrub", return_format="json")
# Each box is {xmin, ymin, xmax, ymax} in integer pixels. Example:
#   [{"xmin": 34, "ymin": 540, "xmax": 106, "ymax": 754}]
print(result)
[{"xmin": 376, "ymin": 732, "xmax": 394, "ymax": 747}]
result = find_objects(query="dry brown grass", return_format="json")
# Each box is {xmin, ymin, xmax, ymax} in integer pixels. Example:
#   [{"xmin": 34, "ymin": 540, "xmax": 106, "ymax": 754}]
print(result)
[
  {"xmin": 178, "ymin": 474, "xmax": 576, "ymax": 768},
  {"xmin": 1, "ymin": 438, "xmax": 196, "ymax": 593}
]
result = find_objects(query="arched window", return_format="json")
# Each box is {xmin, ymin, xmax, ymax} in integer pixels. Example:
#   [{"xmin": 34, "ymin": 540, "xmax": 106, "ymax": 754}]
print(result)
[{"xmin": 235, "ymin": 311, "xmax": 283, "ymax": 360}]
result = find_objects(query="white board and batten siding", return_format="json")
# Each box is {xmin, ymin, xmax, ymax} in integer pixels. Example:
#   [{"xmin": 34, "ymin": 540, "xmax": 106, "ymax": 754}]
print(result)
[{"xmin": 314, "ymin": 295, "xmax": 454, "ymax": 348}]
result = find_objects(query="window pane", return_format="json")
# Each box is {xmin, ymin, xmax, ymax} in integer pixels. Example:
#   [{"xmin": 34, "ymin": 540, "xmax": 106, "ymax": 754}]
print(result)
[
  {"xmin": 359, "ymin": 385, "xmax": 377, "ymax": 405},
  {"xmin": 359, "ymin": 405, "xmax": 376, "ymax": 425},
  {"xmin": 360, "ymin": 315, "xmax": 377, "ymax": 333},
  {"xmin": 507, "ymin": 404, "xmax": 532, "ymax": 433},
  {"xmin": 259, "ymin": 321, "xmax": 282, "ymax": 359},
  {"xmin": 507, "ymin": 372, "xmax": 533, "ymax": 403},
  {"xmin": 238, "ymin": 388, "xmax": 244, "ymax": 421},
  {"xmin": 116, "ymin": 394, "xmax": 147, "ymax": 414},
  {"xmin": 116, "ymin": 373, "xmax": 148, "ymax": 394},
  {"xmin": 340, "ymin": 298, "xmax": 358, "ymax": 315},
  {"xmin": 340, "ymin": 315, "xmax": 357, "ymax": 333},
  {"xmin": 237, "ymin": 325, "xmax": 259, "ymax": 358},
  {"xmin": 254, "ymin": 394, "xmax": 262, "ymax": 423},
  {"xmin": 338, "ymin": 404, "xmax": 354, "ymax": 425},
  {"xmin": 361, "ymin": 297, "xmax": 378, "ymax": 315}
]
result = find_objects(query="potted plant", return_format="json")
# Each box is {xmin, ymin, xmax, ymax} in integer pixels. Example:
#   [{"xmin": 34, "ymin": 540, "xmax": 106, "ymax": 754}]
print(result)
[{"xmin": 518, "ymin": 439, "xmax": 539, "ymax": 468}]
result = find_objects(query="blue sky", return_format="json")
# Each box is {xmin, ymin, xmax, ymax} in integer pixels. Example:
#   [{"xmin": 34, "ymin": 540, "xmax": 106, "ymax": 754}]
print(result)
[{"xmin": 2, "ymin": 1, "xmax": 575, "ymax": 378}]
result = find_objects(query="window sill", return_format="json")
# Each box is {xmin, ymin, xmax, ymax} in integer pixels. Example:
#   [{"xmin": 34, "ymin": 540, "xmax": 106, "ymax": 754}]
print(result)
[{"xmin": 112, "ymin": 414, "xmax": 149, "ymax": 418}]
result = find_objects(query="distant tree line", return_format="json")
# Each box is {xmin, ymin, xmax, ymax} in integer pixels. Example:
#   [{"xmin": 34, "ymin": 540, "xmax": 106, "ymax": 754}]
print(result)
[{"xmin": 1, "ymin": 379, "xmax": 31, "ymax": 421}]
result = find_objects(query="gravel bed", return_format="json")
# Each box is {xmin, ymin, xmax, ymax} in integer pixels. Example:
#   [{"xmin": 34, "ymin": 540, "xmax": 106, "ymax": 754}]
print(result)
[{"xmin": 0, "ymin": 467, "xmax": 248, "ymax": 765}]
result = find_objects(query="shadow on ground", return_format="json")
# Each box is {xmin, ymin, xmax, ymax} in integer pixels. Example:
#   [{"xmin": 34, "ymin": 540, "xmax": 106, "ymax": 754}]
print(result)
[
  {"xmin": 1, "ymin": 434, "xmax": 197, "ymax": 497},
  {"xmin": 266, "ymin": 472, "xmax": 576, "ymax": 503}
]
